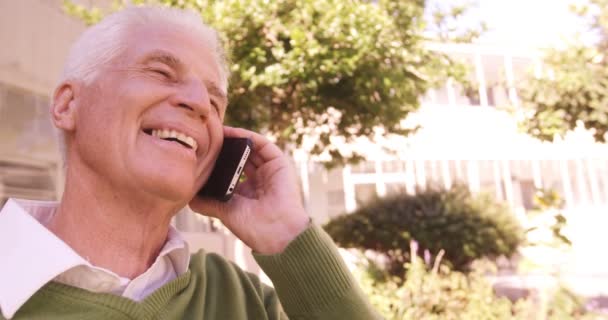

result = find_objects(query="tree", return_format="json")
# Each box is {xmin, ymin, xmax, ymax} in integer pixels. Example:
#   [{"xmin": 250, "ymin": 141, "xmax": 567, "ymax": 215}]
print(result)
[
  {"xmin": 64, "ymin": 0, "xmax": 482, "ymax": 167},
  {"xmin": 518, "ymin": 0, "xmax": 608, "ymax": 143}
]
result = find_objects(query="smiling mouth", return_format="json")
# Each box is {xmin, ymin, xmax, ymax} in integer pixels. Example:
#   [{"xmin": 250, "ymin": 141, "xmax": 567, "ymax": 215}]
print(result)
[{"xmin": 142, "ymin": 128, "xmax": 198, "ymax": 152}]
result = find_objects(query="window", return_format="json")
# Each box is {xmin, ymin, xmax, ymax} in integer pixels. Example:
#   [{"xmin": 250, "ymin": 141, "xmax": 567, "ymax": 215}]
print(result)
[
  {"xmin": 354, "ymin": 184, "xmax": 378, "ymax": 207},
  {"xmin": 0, "ymin": 83, "xmax": 58, "ymax": 202},
  {"xmin": 351, "ymin": 161, "xmax": 376, "ymax": 174},
  {"xmin": 328, "ymin": 189, "xmax": 345, "ymax": 207},
  {"xmin": 386, "ymin": 183, "xmax": 406, "ymax": 195},
  {"xmin": 434, "ymin": 83, "xmax": 451, "ymax": 105},
  {"xmin": 519, "ymin": 180, "xmax": 536, "ymax": 210},
  {"xmin": 382, "ymin": 160, "xmax": 405, "ymax": 173}
]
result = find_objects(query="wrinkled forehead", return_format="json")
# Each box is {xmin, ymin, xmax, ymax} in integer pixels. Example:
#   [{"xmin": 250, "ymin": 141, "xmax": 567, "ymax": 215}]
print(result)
[{"xmin": 116, "ymin": 22, "xmax": 226, "ymax": 91}]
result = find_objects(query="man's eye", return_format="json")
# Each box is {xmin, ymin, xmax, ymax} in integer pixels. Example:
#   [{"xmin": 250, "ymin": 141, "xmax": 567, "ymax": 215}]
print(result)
[
  {"xmin": 211, "ymin": 100, "xmax": 220, "ymax": 113},
  {"xmin": 152, "ymin": 69, "xmax": 171, "ymax": 78}
]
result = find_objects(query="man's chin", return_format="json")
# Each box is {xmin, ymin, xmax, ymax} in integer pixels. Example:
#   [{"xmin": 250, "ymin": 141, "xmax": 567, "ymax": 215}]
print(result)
[
  {"xmin": 143, "ymin": 181, "xmax": 196, "ymax": 204},
  {"xmin": 129, "ymin": 167, "xmax": 198, "ymax": 203},
  {"xmin": 166, "ymin": 189, "xmax": 196, "ymax": 204}
]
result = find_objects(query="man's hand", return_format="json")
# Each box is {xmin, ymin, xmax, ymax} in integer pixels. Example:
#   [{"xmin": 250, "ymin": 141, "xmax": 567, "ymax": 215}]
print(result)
[{"xmin": 189, "ymin": 126, "xmax": 310, "ymax": 255}]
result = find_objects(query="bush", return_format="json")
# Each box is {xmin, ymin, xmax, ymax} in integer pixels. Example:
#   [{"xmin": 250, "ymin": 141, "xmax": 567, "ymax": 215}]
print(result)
[
  {"xmin": 355, "ymin": 245, "xmax": 603, "ymax": 320},
  {"xmin": 357, "ymin": 248, "xmax": 522, "ymax": 319},
  {"xmin": 324, "ymin": 185, "xmax": 524, "ymax": 278}
]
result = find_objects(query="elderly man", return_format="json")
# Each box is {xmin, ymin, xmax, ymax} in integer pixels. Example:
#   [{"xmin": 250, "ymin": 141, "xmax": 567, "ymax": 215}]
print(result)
[{"xmin": 0, "ymin": 5, "xmax": 379, "ymax": 320}]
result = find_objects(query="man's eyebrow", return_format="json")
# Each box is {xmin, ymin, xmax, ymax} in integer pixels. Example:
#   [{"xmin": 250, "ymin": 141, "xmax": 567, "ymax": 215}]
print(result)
[
  {"xmin": 206, "ymin": 81, "xmax": 228, "ymax": 106},
  {"xmin": 142, "ymin": 50, "xmax": 183, "ymax": 70}
]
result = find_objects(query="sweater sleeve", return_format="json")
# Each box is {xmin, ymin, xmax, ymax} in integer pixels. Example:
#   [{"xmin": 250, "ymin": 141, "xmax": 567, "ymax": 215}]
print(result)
[{"xmin": 253, "ymin": 223, "xmax": 382, "ymax": 320}]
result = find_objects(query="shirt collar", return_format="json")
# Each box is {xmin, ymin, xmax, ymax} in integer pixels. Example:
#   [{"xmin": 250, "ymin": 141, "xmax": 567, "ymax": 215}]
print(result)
[
  {"xmin": 162, "ymin": 225, "xmax": 190, "ymax": 275},
  {"xmin": 0, "ymin": 198, "xmax": 190, "ymax": 319}
]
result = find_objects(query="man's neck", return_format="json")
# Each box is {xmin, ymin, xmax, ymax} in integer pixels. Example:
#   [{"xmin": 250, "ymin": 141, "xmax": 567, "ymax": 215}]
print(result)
[{"xmin": 48, "ymin": 163, "xmax": 183, "ymax": 279}]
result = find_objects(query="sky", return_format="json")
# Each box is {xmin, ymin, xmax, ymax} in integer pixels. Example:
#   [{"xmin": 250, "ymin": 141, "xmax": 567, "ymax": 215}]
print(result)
[{"xmin": 427, "ymin": 0, "xmax": 593, "ymax": 49}]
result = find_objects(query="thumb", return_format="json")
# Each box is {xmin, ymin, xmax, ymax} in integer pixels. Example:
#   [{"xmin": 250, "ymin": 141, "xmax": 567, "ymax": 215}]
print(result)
[{"xmin": 189, "ymin": 196, "xmax": 228, "ymax": 219}]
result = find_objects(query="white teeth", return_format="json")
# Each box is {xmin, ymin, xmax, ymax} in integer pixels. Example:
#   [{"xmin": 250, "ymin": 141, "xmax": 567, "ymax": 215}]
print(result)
[
  {"xmin": 186, "ymin": 136, "xmax": 197, "ymax": 150},
  {"xmin": 149, "ymin": 128, "xmax": 198, "ymax": 151}
]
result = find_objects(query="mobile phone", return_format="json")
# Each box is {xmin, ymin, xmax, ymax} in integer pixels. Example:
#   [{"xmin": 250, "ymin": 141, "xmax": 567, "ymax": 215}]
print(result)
[{"xmin": 198, "ymin": 137, "xmax": 252, "ymax": 202}]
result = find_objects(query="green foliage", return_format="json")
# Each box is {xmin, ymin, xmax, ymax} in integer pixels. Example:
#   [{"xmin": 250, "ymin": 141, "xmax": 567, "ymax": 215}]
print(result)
[
  {"xmin": 533, "ymin": 188, "xmax": 565, "ymax": 211},
  {"xmin": 356, "ymin": 249, "xmax": 605, "ymax": 319},
  {"xmin": 546, "ymin": 286, "xmax": 588, "ymax": 319},
  {"xmin": 63, "ymin": 0, "xmax": 481, "ymax": 167},
  {"xmin": 525, "ymin": 188, "xmax": 572, "ymax": 248},
  {"xmin": 324, "ymin": 185, "xmax": 524, "ymax": 278},
  {"xmin": 427, "ymin": 1, "xmax": 488, "ymax": 43},
  {"xmin": 544, "ymin": 285, "xmax": 608, "ymax": 319},
  {"xmin": 62, "ymin": 0, "xmax": 105, "ymax": 24},
  {"xmin": 358, "ymin": 252, "xmax": 518, "ymax": 319},
  {"xmin": 519, "ymin": 0, "xmax": 608, "ymax": 143}
]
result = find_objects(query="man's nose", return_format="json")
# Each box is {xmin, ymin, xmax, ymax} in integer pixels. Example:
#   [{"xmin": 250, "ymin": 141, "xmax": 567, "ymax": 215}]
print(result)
[{"xmin": 169, "ymin": 79, "xmax": 211, "ymax": 119}]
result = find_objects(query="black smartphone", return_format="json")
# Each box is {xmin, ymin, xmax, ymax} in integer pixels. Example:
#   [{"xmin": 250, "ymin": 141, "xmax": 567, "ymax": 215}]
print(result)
[{"xmin": 198, "ymin": 137, "xmax": 253, "ymax": 202}]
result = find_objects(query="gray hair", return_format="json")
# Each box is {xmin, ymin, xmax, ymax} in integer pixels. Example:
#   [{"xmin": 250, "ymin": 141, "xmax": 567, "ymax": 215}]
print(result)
[{"xmin": 55, "ymin": 5, "xmax": 229, "ymax": 165}]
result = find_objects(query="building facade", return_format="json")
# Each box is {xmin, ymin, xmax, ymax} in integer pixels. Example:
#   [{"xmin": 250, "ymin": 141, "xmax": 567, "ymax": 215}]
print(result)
[
  {"xmin": 301, "ymin": 43, "xmax": 608, "ymax": 224},
  {"xmin": 0, "ymin": 0, "xmax": 81, "ymax": 205}
]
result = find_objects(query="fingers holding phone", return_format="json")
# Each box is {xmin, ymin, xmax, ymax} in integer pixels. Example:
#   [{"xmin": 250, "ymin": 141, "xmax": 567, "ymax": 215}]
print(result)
[
  {"xmin": 195, "ymin": 125, "xmax": 279, "ymax": 202},
  {"xmin": 189, "ymin": 126, "xmax": 309, "ymax": 254},
  {"xmin": 222, "ymin": 126, "xmax": 284, "ymax": 165}
]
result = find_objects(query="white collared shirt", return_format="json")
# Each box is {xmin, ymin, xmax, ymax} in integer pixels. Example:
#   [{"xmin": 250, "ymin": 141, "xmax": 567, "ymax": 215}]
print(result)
[{"xmin": 0, "ymin": 198, "xmax": 191, "ymax": 319}]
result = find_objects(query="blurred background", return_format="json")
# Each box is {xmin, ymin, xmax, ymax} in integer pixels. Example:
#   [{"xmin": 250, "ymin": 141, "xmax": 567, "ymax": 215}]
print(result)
[{"xmin": 2, "ymin": 0, "xmax": 608, "ymax": 318}]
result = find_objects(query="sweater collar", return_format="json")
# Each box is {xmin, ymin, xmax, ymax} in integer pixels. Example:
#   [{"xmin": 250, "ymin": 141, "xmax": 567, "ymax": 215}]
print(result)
[{"xmin": 0, "ymin": 198, "xmax": 190, "ymax": 319}]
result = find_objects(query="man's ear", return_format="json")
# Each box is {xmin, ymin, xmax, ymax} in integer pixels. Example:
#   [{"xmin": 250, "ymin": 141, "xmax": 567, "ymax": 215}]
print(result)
[{"xmin": 50, "ymin": 82, "xmax": 78, "ymax": 132}]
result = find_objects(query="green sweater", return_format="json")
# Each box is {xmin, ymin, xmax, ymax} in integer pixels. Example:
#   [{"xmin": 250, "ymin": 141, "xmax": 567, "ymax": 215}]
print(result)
[{"xmin": 5, "ymin": 225, "xmax": 381, "ymax": 319}]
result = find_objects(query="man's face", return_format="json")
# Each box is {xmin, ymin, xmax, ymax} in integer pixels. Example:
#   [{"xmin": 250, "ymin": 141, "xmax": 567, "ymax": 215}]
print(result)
[{"xmin": 70, "ymin": 24, "xmax": 226, "ymax": 202}]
